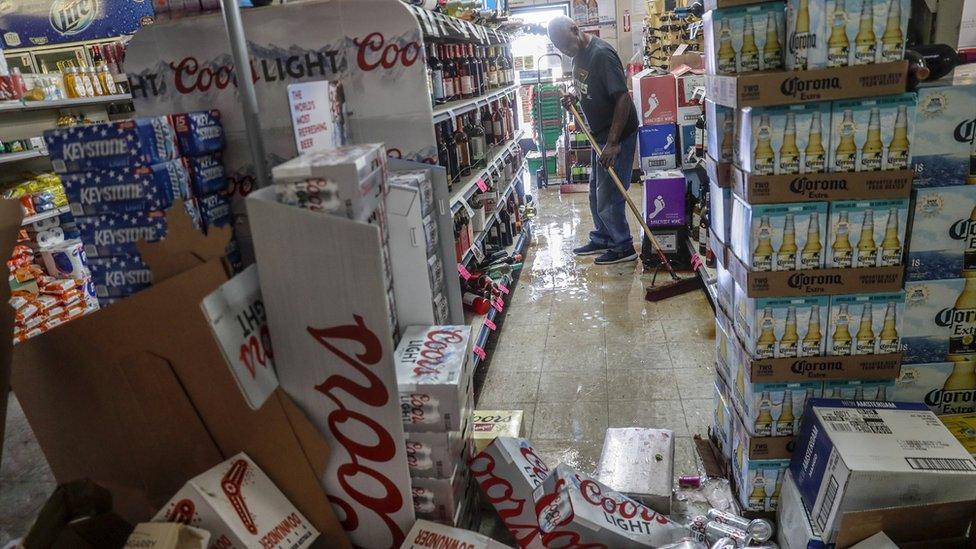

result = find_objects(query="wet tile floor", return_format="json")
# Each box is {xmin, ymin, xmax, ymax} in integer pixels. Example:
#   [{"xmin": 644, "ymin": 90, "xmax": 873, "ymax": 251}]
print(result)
[{"xmin": 0, "ymin": 182, "xmax": 715, "ymax": 543}]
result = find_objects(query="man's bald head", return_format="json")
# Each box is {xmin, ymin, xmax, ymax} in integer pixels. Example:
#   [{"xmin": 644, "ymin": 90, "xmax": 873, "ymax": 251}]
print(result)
[{"xmin": 548, "ymin": 15, "xmax": 584, "ymax": 57}]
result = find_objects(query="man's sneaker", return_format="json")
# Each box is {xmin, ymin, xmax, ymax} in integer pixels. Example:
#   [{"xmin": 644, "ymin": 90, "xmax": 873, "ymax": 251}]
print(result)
[
  {"xmin": 594, "ymin": 248, "xmax": 639, "ymax": 265},
  {"xmin": 573, "ymin": 242, "xmax": 611, "ymax": 256}
]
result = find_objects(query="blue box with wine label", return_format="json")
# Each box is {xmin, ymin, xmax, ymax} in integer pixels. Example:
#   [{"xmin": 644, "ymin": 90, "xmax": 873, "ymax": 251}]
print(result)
[{"xmin": 638, "ymin": 124, "xmax": 677, "ymax": 171}]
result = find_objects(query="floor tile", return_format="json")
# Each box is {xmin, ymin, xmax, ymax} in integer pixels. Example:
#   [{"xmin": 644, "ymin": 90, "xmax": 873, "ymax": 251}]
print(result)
[
  {"xmin": 538, "ymin": 371, "xmax": 608, "ymax": 403},
  {"xmin": 493, "ymin": 323, "xmax": 548, "ymax": 354},
  {"xmin": 534, "ymin": 401, "xmax": 609, "ymax": 442},
  {"xmin": 609, "ymin": 400, "xmax": 690, "ymax": 436},
  {"xmin": 674, "ymin": 366, "xmax": 716, "ymax": 400},
  {"xmin": 478, "ymin": 371, "xmax": 541, "ymax": 404},
  {"xmin": 681, "ymin": 398, "xmax": 713, "ymax": 438},
  {"xmin": 607, "ymin": 370, "xmax": 680, "ymax": 401},
  {"xmin": 673, "ymin": 436, "xmax": 702, "ymax": 479},
  {"xmin": 532, "ymin": 437, "xmax": 605, "ymax": 473},
  {"xmin": 487, "ymin": 346, "xmax": 546, "ymax": 373}
]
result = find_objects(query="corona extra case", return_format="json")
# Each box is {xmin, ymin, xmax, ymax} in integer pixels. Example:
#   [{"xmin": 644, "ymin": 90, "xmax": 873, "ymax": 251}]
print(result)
[
  {"xmin": 734, "ymin": 282, "xmax": 829, "ymax": 358},
  {"xmin": 906, "ymin": 186, "xmax": 976, "ymax": 282},
  {"xmin": 738, "ymin": 102, "xmax": 833, "ymax": 175},
  {"xmin": 827, "ymin": 199, "xmax": 909, "ymax": 268},
  {"xmin": 703, "ymin": 3, "xmax": 785, "ymax": 76},
  {"xmin": 828, "ymin": 94, "xmax": 917, "ymax": 173},
  {"xmin": 714, "ymin": 380, "xmax": 734, "ymax": 461},
  {"xmin": 912, "ymin": 84, "xmax": 976, "ymax": 188},
  {"xmin": 790, "ymin": 0, "xmax": 908, "ymax": 69},
  {"xmin": 730, "ymin": 343, "xmax": 824, "ymax": 436},
  {"xmin": 902, "ymin": 279, "xmax": 976, "ymax": 364},
  {"xmin": 731, "ymin": 198, "xmax": 828, "ymax": 272},
  {"xmin": 896, "ymin": 361, "xmax": 976, "ymax": 415},
  {"xmin": 706, "ymin": 99, "xmax": 736, "ymax": 163},
  {"xmin": 824, "ymin": 379, "xmax": 896, "ymax": 400},
  {"xmin": 827, "ymin": 292, "xmax": 905, "ymax": 356},
  {"xmin": 731, "ymin": 407, "xmax": 791, "ymax": 512}
]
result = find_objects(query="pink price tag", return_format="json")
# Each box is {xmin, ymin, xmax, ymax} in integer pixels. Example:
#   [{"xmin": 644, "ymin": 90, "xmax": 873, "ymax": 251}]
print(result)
[
  {"xmin": 473, "ymin": 346, "xmax": 487, "ymax": 360},
  {"xmin": 498, "ymin": 283, "xmax": 510, "ymax": 295},
  {"xmin": 458, "ymin": 263, "xmax": 472, "ymax": 280},
  {"xmin": 476, "ymin": 178, "xmax": 489, "ymax": 192},
  {"xmin": 493, "ymin": 299, "xmax": 504, "ymax": 312},
  {"xmin": 485, "ymin": 319, "xmax": 497, "ymax": 331}
]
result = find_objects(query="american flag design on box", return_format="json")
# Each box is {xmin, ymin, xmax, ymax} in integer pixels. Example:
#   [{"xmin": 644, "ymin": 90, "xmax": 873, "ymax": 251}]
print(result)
[
  {"xmin": 44, "ymin": 117, "xmax": 179, "ymax": 174},
  {"xmin": 61, "ymin": 161, "xmax": 184, "ymax": 215},
  {"xmin": 88, "ymin": 254, "xmax": 153, "ymax": 298},
  {"xmin": 171, "ymin": 110, "xmax": 225, "ymax": 156},
  {"xmin": 73, "ymin": 211, "xmax": 168, "ymax": 247}
]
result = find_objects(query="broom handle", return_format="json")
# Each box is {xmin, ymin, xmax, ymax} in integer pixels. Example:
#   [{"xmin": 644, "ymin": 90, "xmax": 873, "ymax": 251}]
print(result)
[{"xmin": 567, "ymin": 102, "xmax": 680, "ymax": 279}]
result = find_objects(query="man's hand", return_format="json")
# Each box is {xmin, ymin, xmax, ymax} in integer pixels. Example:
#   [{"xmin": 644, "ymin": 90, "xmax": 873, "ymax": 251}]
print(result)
[
  {"xmin": 599, "ymin": 141, "xmax": 620, "ymax": 168},
  {"xmin": 561, "ymin": 92, "xmax": 578, "ymax": 110}
]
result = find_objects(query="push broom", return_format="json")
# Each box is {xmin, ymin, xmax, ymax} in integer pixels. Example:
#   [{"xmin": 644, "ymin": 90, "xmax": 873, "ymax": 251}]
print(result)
[{"xmin": 567, "ymin": 102, "xmax": 701, "ymax": 302}]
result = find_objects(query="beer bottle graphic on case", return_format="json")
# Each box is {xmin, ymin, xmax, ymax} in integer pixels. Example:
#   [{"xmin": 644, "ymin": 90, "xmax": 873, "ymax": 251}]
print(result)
[
  {"xmin": 748, "ymin": 474, "xmax": 768, "ymax": 511},
  {"xmin": 763, "ymin": 13, "xmax": 783, "ymax": 69},
  {"xmin": 800, "ymin": 212, "xmax": 822, "ymax": 269},
  {"xmin": 854, "ymin": 303, "xmax": 876, "ymax": 355},
  {"xmin": 880, "ymin": 0, "xmax": 904, "ymax": 62},
  {"xmin": 770, "ymin": 469, "xmax": 784, "ymax": 509},
  {"xmin": 887, "ymin": 105, "xmax": 910, "ymax": 169},
  {"xmin": 877, "ymin": 385, "xmax": 888, "ymax": 401},
  {"xmin": 944, "ymin": 354, "xmax": 976, "ymax": 391},
  {"xmin": 801, "ymin": 305, "xmax": 822, "ymax": 356},
  {"xmin": 878, "ymin": 302, "xmax": 900, "ymax": 353},
  {"xmin": 804, "ymin": 111, "xmax": 826, "ymax": 173},
  {"xmin": 832, "ymin": 211, "xmax": 853, "ymax": 267},
  {"xmin": 776, "ymin": 390, "xmax": 796, "ymax": 436},
  {"xmin": 853, "ymin": 386, "xmax": 865, "ymax": 400},
  {"xmin": 755, "ymin": 391, "xmax": 774, "ymax": 436},
  {"xmin": 856, "ymin": 209, "xmax": 878, "ymax": 267},
  {"xmin": 754, "ymin": 215, "xmax": 775, "ymax": 271},
  {"xmin": 777, "ymin": 214, "xmax": 798, "ymax": 271},
  {"xmin": 779, "ymin": 113, "xmax": 800, "ymax": 174},
  {"xmin": 834, "ymin": 109, "xmax": 857, "ymax": 172},
  {"xmin": 756, "ymin": 307, "xmax": 778, "ymax": 358},
  {"xmin": 754, "ymin": 114, "xmax": 775, "ymax": 175},
  {"xmin": 880, "ymin": 208, "xmax": 902, "ymax": 266},
  {"xmin": 718, "ymin": 19, "xmax": 738, "ymax": 73},
  {"xmin": 827, "ymin": 0, "xmax": 851, "ymax": 66},
  {"xmin": 964, "ymin": 205, "xmax": 976, "ymax": 270},
  {"xmin": 791, "ymin": 0, "xmax": 811, "ymax": 67},
  {"xmin": 780, "ymin": 306, "xmax": 799, "ymax": 357},
  {"xmin": 948, "ymin": 272, "xmax": 976, "ymax": 355},
  {"xmin": 740, "ymin": 14, "xmax": 760, "ymax": 71},
  {"xmin": 721, "ymin": 109, "xmax": 735, "ymax": 162},
  {"xmin": 832, "ymin": 303, "xmax": 853, "ymax": 355},
  {"xmin": 854, "ymin": 0, "xmax": 877, "ymax": 64},
  {"xmin": 860, "ymin": 108, "xmax": 884, "ymax": 171}
]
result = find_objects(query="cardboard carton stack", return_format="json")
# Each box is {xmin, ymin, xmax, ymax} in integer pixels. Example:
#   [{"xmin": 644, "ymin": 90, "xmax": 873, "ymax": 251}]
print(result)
[
  {"xmin": 632, "ymin": 65, "xmax": 705, "ymax": 173},
  {"xmin": 394, "ymin": 325, "xmax": 475, "ymax": 526},
  {"xmin": 703, "ymin": 0, "xmax": 912, "ymax": 514}
]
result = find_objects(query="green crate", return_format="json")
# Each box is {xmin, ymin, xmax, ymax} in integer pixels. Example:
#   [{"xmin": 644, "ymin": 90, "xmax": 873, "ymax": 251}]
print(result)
[{"xmin": 527, "ymin": 154, "xmax": 558, "ymax": 174}]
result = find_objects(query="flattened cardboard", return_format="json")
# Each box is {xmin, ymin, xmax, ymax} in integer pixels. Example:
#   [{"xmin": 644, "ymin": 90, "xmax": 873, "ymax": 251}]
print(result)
[
  {"xmin": 835, "ymin": 500, "xmax": 976, "ymax": 548},
  {"xmin": 732, "ymin": 166, "xmax": 913, "ymax": 204},
  {"xmin": 704, "ymin": 155, "xmax": 732, "ymax": 188},
  {"xmin": 706, "ymin": 62, "xmax": 909, "ymax": 108},
  {"xmin": 729, "ymin": 252, "xmax": 904, "ymax": 297}
]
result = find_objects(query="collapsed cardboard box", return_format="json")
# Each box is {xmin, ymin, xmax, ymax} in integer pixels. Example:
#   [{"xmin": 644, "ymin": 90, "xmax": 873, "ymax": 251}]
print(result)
[{"xmin": 5, "ymin": 203, "xmax": 349, "ymax": 546}]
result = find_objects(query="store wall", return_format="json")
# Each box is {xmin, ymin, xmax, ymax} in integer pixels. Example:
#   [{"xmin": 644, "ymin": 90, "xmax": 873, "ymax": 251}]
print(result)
[{"xmin": 512, "ymin": 0, "xmax": 635, "ymax": 58}]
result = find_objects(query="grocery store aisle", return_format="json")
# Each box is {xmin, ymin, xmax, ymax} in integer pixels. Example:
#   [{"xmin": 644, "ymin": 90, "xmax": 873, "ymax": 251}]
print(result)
[{"xmin": 478, "ymin": 182, "xmax": 715, "ymax": 477}]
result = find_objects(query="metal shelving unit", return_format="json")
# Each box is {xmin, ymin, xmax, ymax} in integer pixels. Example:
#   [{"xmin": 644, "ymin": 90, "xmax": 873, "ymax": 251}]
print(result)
[
  {"xmin": 0, "ymin": 150, "xmax": 45, "ymax": 165},
  {"xmin": 432, "ymin": 84, "xmax": 518, "ymax": 124},
  {"xmin": 0, "ymin": 93, "xmax": 132, "ymax": 113},
  {"xmin": 450, "ymin": 129, "xmax": 525, "ymax": 212},
  {"xmin": 459, "ymin": 158, "xmax": 526, "ymax": 265}
]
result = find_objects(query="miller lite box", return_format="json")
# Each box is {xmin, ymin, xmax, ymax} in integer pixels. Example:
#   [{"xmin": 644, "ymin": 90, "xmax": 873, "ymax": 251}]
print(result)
[
  {"xmin": 912, "ymin": 84, "xmax": 976, "ymax": 188},
  {"xmin": 402, "ymin": 520, "xmax": 512, "ymax": 549},
  {"xmin": 790, "ymin": 399, "xmax": 976, "ymax": 544},
  {"xmin": 533, "ymin": 464, "xmax": 686, "ymax": 548},
  {"xmin": 61, "ymin": 160, "xmax": 184, "ymax": 215},
  {"xmin": 405, "ymin": 413, "xmax": 473, "ymax": 479},
  {"xmin": 827, "ymin": 198, "xmax": 909, "ymax": 268},
  {"xmin": 786, "ymin": 0, "xmax": 909, "ymax": 70},
  {"xmin": 731, "ymin": 404, "xmax": 791, "ymax": 511},
  {"xmin": 271, "ymin": 144, "xmax": 387, "ymax": 222},
  {"xmin": 825, "ymin": 291, "xmax": 905, "ymax": 356},
  {"xmin": 395, "ymin": 325, "xmax": 474, "ymax": 432},
  {"xmin": 638, "ymin": 124, "xmax": 677, "ymax": 172},
  {"xmin": 906, "ymin": 185, "xmax": 976, "ymax": 282},
  {"xmin": 44, "ymin": 117, "xmax": 179, "ymax": 174},
  {"xmin": 734, "ymin": 282, "xmax": 829, "ymax": 358},
  {"xmin": 153, "ymin": 452, "xmax": 319, "ymax": 549},
  {"xmin": 471, "ymin": 410, "xmax": 524, "ymax": 453},
  {"xmin": 472, "ymin": 437, "xmax": 551, "ymax": 549},
  {"xmin": 828, "ymin": 93, "xmax": 917, "ymax": 173},
  {"xmin": 737, "ymin": 102, "xmax": 833, "ymax": 175},
  {"xmin": 896, "ymin": 361, "xmax": 976, "ymax": 415},
  {"xmin": 171, "ymin": 110, "xmax": 225, "ymax": 156},
  {"xmin": 594, "ymin": 428, "xmax": 674, "ymax": 514},
  {"xmin": 902, "ymin": 278, "xmax": 976, "ymax": 364},
  {"xmin": 703, "ymin": 2, "xmax": 785, "ymax": 76},
  {"xmin": 706, "ymin": 99, "xmax": 736, "ymax": 164},
  {"xmin": 411, "ymin": 461, "xmax": 471, "ymax": 523},
  {"xmin": 730, "ymin": 198, "xmax": 828, "ymax": 271}
]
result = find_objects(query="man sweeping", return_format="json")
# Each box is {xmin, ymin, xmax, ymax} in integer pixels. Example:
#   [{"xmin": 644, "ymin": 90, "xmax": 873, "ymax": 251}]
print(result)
[{"xmin": 548, "ymin": 15, "xmax": 640, "ymax": 265}]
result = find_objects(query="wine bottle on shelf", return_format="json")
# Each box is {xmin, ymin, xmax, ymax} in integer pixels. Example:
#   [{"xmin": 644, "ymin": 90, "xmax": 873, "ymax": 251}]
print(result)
[
  {"xmin": 462, "ymin": 291, "xmax": 492, "ymax": 314},
  {"xmin": 488, "ymin": 46, "xmax": 499, "ymax": 89},
  {"xmin": 454, "ymin": 117, "xmax": 472, "ymax": 177},
  {"xmin": 429, "ymin": 44, "xmax": 445, "ymax": 104},
  {"xmin": 458, "ymin": 45, "xmax": 474, "ymax": 99}
]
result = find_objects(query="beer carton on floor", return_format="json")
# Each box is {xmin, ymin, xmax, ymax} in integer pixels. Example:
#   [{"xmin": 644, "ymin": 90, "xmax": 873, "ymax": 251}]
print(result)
[
  {"xmin": 827, "ymin": 198, "xmax": 909, "ymax": 268},
  {"xmin": 471, "ymin": 410, "xmax": 523, "ymax": 453},
  {"xmin": 402, "ymin": 520, "xmax": 512, "ymax": 549},
  {"xmin": 828, "ymin": 93, "xmax": 917, "ymax": 173},
  {"xmin": 706, "ymin": 99, "xmax": 736, "ymax": 163},
  {"xmin": 153, "ymin": 453, "xmax": 319, "ymax": 549},
  {"xmin": 738, "ymin": 102, "xmax": 833, "ymax": 175},
  {"xmin": 594, "ymin": 428, "xmax": 675, "ymax": 514},
  {"xmin": 787, "ymin": 0, "xmax": 909, "ymax": 70},
  {"xmin": 906, "ymin": 185, "xmax": 976, "ymax": 282},
  {"xmin": 731, "ymin": 198, "xmax": 828, "ymax": 272},
  {"xmin": 896, "ymin": 361, "xmax": 976, "ymax": 415},
  {"xmin": 912, "ymin": 84, "xmax": 976, "ymax": 188},
  {"xmin": 902, "ymin": 278, "xmax": 976, "ymax": 364},
  {"xmin": 734, "ymin": 283, "xmax": 829, "ymax": 359},
  {"xmin": 790, "ymin": 399, "xmax": 976, "ymax": 544},
  {"xmin": 471, "ymin": 437, "xmax": 550, "ymax": 548},
  {"xmin": 825, "ymin": 292, "xmax": 905, "ymax": 356},
  {"xmin": 703, "ymin": 3, "xmax": 786, "ymax": 75}
]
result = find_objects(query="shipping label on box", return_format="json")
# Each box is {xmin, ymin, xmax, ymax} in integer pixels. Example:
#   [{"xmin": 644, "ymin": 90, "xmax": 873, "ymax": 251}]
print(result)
[
  {"xmin": 153, "ymin": 453, "xmax": 319, "ymax": 549},
  {"xmin": 731, "ymin": 198, "xmax": 828, "ymax": 272},
  {"xmin": 896, "ymin": 361, "xmax": 976, "ymax": 415},
  {"xmin": 642, "ymin": 170, "xmax": 687, "ymax": 228},
  {"xmin": 912, "ymin": 84, "xmax": 976, "ymax": 188},
  {"xmin": 706, "ymin": 99, "xmax": 736, "ymax": 163},
  {"xmin": 735, "ymin": 282, "xmax": 829, "ymax": 359},
  {"xmin": 828, "ymin": 93, "xmax": 917, "ymax": 173},
  {"xmin": 907, "ymin": 186, "xmax": 976, "ymax": 282},
  {"xmin": 827, "ymin": 198, "xmax": 908, "ymax": 268},
  {"xmin": 826, "ymin": 292, "xmax": 905, "ymax": 356},
  {"xmin": 787, "ymin": 0, "xmax": 908, "ymax": 70},
  {"xmin": 703, "ymin": 3, "xmax": 786, "ymax": 75},
  {"xmin": 790, "ymin": 399, "xmax": 976, "ymax": 543},
  {"xmin": 739, "ymin": 102, "xmax": 832, "ymax": 175},
  {"xmin": 638, "ymin": 124, "xmax": 678, "ymax": 171},
  {"xmin": 732, "ymin": 410, "xmax": 790, "ymax": 511},
  {"xmin": 395, "ymin": 325, "xmax": 473, "ymax": 432},
  {"xmin": 631, "ymin": 71, "xmax": 677, "ymax": 125},
  {"xmin": 471, "ymin": 437, "xmax": 550, "ymax": 549},
  {"xmin": 44, "ymin": 116, "xmax": 180, "ymax": 174},
  {"xmin": 902, "ymin": 278, "xmax": 976, "ymax": 364}
]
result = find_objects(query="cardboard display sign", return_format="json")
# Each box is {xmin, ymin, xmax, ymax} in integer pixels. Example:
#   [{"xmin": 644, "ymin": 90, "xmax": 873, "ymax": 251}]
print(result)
[
  {"xmin": 705, "ymin": 62, "xmax": 908, "ymax": 108},
  {"xmin": 732, "ymin": 167, "xmax": 913, "ymax": 204},
  {"xmin": 729, "ymin": 252, "xmax": 904, "ymax": 297}
]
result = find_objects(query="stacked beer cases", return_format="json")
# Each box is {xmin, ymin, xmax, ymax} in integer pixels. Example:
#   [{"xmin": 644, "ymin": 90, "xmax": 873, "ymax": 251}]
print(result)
[
  {"xmin": 703, "ymin": 0, "xmax": 911, "ymax": 515},
  {"xmin": 632, "ymin": 66, "xmax": 705, "ymax": 172},
  {"xmin": 895, "ymin": 83, "xmax": 976, "ymax": 417},
  {"xmin": 394, "ymin": 325, "xmax": 476, "ymax": 526}
]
